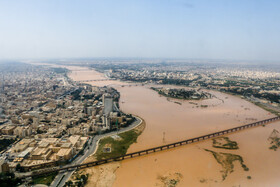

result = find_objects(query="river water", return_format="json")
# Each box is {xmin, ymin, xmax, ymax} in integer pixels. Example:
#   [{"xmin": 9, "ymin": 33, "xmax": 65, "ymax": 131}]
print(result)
[{"xmin": 68, "ymin": 67, "xmax": 280, "ymax": 187}]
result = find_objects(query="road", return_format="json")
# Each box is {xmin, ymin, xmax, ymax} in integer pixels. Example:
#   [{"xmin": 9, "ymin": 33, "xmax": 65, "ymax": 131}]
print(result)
[{"xmin": 50, "ymin": 117, "xmax": 142, "ymax": 187}]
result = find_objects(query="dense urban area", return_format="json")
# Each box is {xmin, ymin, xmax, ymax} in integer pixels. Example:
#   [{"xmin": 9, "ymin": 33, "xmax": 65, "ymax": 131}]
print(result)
[{"xmin": 0, "ymin": 62, "xmax": 135, "ymax": 186}]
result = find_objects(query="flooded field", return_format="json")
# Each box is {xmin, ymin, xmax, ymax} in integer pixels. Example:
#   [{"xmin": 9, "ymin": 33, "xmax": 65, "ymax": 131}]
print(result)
[{"xmin": 68, "ymin": 66, "xmax": 280, "ymax": 187}]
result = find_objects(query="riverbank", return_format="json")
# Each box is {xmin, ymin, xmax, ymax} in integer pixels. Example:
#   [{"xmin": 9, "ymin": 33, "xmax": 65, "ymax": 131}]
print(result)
[
  {"xmin": 217, "ymin": 90, "xmax": 280, "ymax": 117},
  {"xmin": 71, "ymin": 119, "xmax": 146, "ymax": 187}
]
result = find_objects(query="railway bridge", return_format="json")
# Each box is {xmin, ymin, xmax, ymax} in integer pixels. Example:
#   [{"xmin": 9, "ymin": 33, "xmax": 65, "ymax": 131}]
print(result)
[{"xmin": 20, "ymin": 116, "xmax": 280, "ymax": 179}]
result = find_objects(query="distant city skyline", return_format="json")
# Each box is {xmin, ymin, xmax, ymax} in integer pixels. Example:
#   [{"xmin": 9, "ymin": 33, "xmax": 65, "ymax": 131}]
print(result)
[{"xmin": 0, "ymin": 0, "xmax": 280, "ymax": 62}]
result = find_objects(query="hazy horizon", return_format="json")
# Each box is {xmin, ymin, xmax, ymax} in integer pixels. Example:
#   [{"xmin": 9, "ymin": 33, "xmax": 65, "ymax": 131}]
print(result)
[{"xmin": 1, "ymin": 0, "xmax": 280, "ymax": 62}]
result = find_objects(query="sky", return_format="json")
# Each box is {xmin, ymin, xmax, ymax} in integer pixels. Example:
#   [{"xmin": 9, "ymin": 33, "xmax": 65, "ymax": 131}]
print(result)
[{"xmin": 0, "ymin": 0, "xmax": 280, "ymax": 62}]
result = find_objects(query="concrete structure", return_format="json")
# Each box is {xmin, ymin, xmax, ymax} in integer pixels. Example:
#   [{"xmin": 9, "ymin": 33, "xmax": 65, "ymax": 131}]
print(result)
[
  {"xmin": 103, "ymin": 94, "xmax": 113, "ymax": 116},
  {"xmin": 14, "ymin": 126, "xmax": 32, "ymax": 138},
  {"xmin": 0, "ymin": 157, "xmax": 10, "ymax": 173},
  {"xmin": 11, "ymin": 139, "xmax": 35, "ymax": 153},
  {"xmin": 1, "ymin": 125, "xmax": 16, "ymax": 135},
  {"xmin": 18, "ymin": 147, "xmax": 34, "ymax": 158},
  {"xmin": 31, "ymin": 148, "xmax": 52, "ymax": 160},
  {"xmin": 56, "ymin": 148, "xmax": 72, "ymax": 161}
]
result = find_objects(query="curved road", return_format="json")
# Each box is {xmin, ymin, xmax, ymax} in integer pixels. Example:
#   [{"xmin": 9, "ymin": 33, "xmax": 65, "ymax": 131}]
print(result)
[{"xmin": 50, "ymin": 116, "xmax": 142, "ymax": 187}]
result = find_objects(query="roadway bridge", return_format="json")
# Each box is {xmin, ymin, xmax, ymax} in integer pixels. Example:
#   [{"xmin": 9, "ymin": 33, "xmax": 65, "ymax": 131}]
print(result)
[
  {"xmin": 20, "ymin": 116, "xmax": 280, "ymax": 179},
  {"xmin": 77, "ymin": 79, "xmax": 112, "ymax": 82}
]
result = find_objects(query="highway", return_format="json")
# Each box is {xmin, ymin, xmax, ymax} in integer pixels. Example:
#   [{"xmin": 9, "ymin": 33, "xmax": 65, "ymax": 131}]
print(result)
[{"xmin": 50, "ymin": 117, "xmax": 142, "ymax": 187}]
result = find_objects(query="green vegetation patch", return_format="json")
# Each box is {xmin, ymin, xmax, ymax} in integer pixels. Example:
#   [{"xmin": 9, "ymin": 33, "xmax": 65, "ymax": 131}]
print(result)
[
  {"xmin": 205, "ymin": 149, "xmax": 249, "ymax": 180},
  {"xmin": 71, "ymin": 89, "xmax": 82, "ymax": 100},
  {"xmin": 157, "ymin": 172, "xmax": 183, "ymax": 187},
  {"xmin": 199, "ymin": 178, "xmax": 218, "ymax": 184},
  {"xmin": 174, "ymin": 101, "xmax": 182, "ymax": 105},
  {"xmin": 50, "ymin": 67, "xmax": 69, "ymax": 74},
  {"xmin": 65, "ymin": 174, "xmax": 89, "ymax": 187},
  {"xmin": 151, "ymin": 87, "xmax": 210, "ymax": 100},
  {"xmin": 268, "ymin": 129, "xmax": 280, "ymax": 151},
  {"xmin": 96, "ymin": 129, "xmax": 141, "ymax": 160},
  {"xmin": 32, "ymin": 172, "xmax": 57, "ymax": 186},
  {"xmin": 0, "ymin": 172, "xmax": 22, "ymax": 187},
  {"xmin": 253, "ymin": 102, "xmax": 280, "ymax": 117},
  {"xmin": 212, "ymin": 137, "xmax": 239, "ymax": 150}
]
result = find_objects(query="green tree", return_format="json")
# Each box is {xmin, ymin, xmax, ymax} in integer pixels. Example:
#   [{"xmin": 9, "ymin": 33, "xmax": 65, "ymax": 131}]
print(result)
[{"xmin": 15, "ymin": 164, "xmax": 24, "ymax": 172}]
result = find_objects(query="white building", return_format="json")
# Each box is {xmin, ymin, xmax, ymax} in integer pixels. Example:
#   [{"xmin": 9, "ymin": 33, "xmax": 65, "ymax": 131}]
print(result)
[{"xmin": 103, "ymin": 94, "xmax": 113, "ymax": 116}]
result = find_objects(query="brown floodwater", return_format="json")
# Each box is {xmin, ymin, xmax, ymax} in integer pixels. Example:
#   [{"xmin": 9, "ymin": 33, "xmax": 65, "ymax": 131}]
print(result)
[{"xmin": 68, "ymin": 66, "xmax": 280, "ymax": 187}]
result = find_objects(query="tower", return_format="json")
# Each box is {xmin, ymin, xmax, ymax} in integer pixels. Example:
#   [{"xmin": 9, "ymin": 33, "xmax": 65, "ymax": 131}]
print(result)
[
  {"xmin": 103, "ymin": 94, "xmax": 113, "ymax": 116},
  {"xmin": 0, "ymin": 75, "xmax": 4, "ymax": 93}
]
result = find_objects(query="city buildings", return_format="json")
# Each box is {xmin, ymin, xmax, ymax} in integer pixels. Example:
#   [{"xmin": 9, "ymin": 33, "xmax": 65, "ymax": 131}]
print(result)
[{"xmin": 0, "ymin": 63, "xmax": 135, "ymax": 173}]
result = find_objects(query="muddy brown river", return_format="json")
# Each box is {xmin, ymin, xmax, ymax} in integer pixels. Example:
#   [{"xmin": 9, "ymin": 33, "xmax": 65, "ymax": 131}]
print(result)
[{"xmin": 68, "ymin": 67, "xmax": 280, "ymax": 187}]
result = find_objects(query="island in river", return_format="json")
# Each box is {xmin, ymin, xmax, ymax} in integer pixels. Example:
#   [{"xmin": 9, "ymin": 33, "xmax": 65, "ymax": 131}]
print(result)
[
  {"xmin": 66, "ymin": 66, "xmax": 280, "ymax": 187},
  {"xmin": 151, "ymin": 87, "xmax": 211, "ymax": 101}
]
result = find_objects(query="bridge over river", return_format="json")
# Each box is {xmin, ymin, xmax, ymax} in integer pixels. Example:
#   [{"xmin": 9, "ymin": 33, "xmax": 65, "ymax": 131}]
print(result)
[
  {"xmin": 19, "ymin": 116, "xmax": 280, "ymax": 179},
  {"xmin": 77, "ymin": 79, "xmax": 113, "ymax": 82}
]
